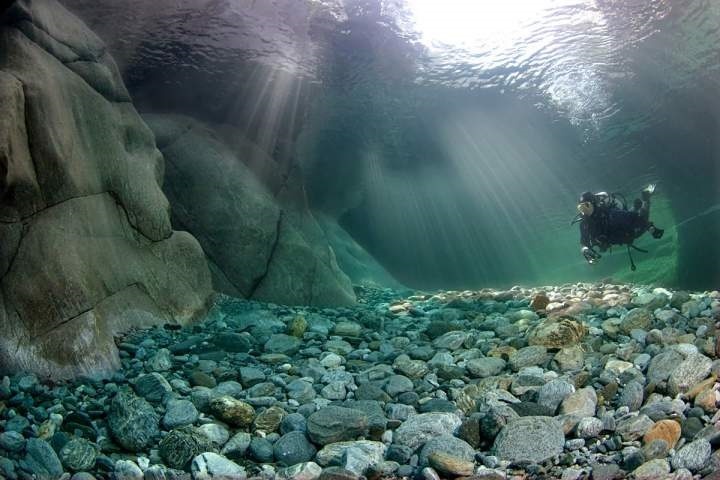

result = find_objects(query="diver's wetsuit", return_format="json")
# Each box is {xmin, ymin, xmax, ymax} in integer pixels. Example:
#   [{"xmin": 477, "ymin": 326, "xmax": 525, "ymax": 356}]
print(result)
[{"xmin": 580, "ymin": 193, "xmax": 651, "ymax": 252}]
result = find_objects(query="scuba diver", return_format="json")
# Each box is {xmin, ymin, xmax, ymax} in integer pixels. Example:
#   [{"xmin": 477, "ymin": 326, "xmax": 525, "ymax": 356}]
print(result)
[{"xmin": 572, "ymin": 184, "xmax": 664, "ymax": 270}]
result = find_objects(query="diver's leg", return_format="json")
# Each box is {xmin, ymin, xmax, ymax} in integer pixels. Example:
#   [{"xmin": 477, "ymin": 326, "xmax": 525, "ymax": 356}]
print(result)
[{"xmin": 639, "ymin": 186, "xmax": 663, "ymax": 238}]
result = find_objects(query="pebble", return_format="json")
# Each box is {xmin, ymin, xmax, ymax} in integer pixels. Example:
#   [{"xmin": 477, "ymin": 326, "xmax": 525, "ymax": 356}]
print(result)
[
  {"xmin": 3, "ymin": 284, "xmax": 719, "ymax": 480},
  {"xmin": 671, "ymin": 439, "xmax": 712, "ymax": 472}
]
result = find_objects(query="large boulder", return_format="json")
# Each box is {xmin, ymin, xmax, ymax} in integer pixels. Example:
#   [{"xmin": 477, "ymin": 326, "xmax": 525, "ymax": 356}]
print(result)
[
  {"xmin": 315, "ymin": 213, "xmax": 403, "ymax": 288},
  {"xmin": 144, "ymin": 113, "xmax": 358, "ymax": 306},
  {"xmin": 0, "ymin": 0, "xmax": 212, "ymax": 379}
]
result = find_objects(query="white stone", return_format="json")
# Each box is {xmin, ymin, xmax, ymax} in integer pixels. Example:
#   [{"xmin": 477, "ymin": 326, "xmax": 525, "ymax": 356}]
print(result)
[
  {"xmin": 605, "ymin": 359, "xmax": 634, "ymax": 375},
  {"xmin": 191, "ymin": 452, "xmax": 246, "ymax": 480}
]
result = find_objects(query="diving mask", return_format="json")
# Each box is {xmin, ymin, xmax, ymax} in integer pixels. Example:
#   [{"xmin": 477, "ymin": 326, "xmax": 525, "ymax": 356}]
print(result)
[{"xmin": 577, "ymin": 201, "xmax": 594, "ymax": 216}]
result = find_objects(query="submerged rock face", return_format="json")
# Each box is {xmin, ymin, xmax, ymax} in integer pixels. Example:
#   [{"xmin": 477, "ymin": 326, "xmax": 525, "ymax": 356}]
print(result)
[
  {"xmin": 0, "ymin": 0, "xmax": 212, "ymax": 378},
  {"xmin": 144, "ymin": 113, "xmax": 358, "ymax": 306}
]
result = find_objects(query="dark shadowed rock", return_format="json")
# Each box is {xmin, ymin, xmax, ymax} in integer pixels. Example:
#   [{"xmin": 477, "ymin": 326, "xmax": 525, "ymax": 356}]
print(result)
[
  {"xmin": 159, "ymin": 426, "xmax": 216, "ymax": 470},
  {"xmin": 307, "ymin": 406, "xmax": 369, "ymax": 445},
  {"xmin": 144, "ymin": 113, "xmax": 357, "ymax": 307}
]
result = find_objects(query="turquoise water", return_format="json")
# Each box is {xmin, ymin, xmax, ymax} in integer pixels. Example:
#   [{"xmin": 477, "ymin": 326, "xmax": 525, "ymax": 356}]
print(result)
[
  {"xmin": 2, "ymin": 2, "xmax": 720, "ymax": 478},
  {"xmin": 61, "ymin": 0, "xmax": 720, "ymax": 290}
]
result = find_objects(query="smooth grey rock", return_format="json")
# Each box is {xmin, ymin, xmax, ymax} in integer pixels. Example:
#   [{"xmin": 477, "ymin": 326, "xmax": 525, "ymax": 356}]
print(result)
[
  {"xmin": 274, "ymin": 431, "xmax": 317, "ymax": 466},
  {"xmin": 618, "ymin": 381, "xmax": 644, "ymax": 412},
  {"xmin": 0, "ymin": 431, "xmax": 25, "ymax": 453},
  {"xmin": 432, "ymin": 331, "xmax": 469, "ymax": 350},
  {"xmin": 418, "ymin": 435, "xmax": 475, "ymax": 466},
  {"xmin": 162, "ymin": 399, "xmax": 199, "ymax": 429},
  {"xmin": 114, "ymin": 459, "xmax": 143, "ymax": 480},
  {"xmin": 384, "ymin": 375, "xmax": 414, "ymax": 397},
  {"xmin": 145, "ymin": 114, "xmax": 356, "ymax": 307},
  {"xmin": 466, "ymin": 357, "xmax": 506, "ymax": 378},
  {"xmin": 265, "ymin": 334, "xmax": 302, "ymax": 356},
  {"xmin": 221, "ymin": 431, "xmax": 252, "ymax": 460},
  {"xmin": 248, "ymin": 436, "xmax": 274, "ymax": 463},
  {"xmin": 287, "ymin": 380, "xmax": 316, "ymax": 404},
  {"xmin": 559, "ymin": 387, "xmax": 597, "ymax": 417},
  {"xmin": 307, "ymin": 406, "xmax": 368, "ymax": 446},
  {"xmin": 321, "ymin": 381, "xmax": 347, "ymax": 401},
  {"xmin": 633, "ymin": 459, "xmax": 670, "ymax": 480},
  {"xmin": 393, "ymin": 412, "xmax": 462, "ymax": 451},
  {"xmin": 280, "ymin": 413, "xmax": 308, "ymax": 434},
  {"xmin": 616, "ymin": 414, "xmax": 654, "ymax": 441},
  {"xmin": 197, "ymin": 423, "xmax": 230, "ymax": 447},
  {"xmin": 19, "ymin": 438, "xmax": 63, "ymax": 478},
  {"xmin": 537, "ymin": 380, "xmax": 575, "ymax": 414},
  {"xmin": 70, "ymin": 473, "xmax": 97, "ymax": 480},
  {"xmin": 509, "ymin": 346, "xmax": 549, "ymax": 371},
  {"xmin": 647, "ymin": 350, "xmax": 683, "ymax": 384},
  {"xmin": 239, "ymin": 367, "xmax": 266, "ymax": 387},
  {"xmin": 492, "ymin": 416, "xmax": 564, "ymax": 463}
]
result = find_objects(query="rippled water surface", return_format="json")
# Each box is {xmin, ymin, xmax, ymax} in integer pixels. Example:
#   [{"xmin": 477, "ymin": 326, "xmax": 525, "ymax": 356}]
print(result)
[{"xmin": 63, "ymin": 0, "xmax": 719, "ymax": 127}]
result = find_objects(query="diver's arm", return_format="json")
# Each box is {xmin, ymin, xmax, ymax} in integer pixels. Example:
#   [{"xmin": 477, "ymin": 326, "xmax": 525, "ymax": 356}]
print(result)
[
  {"xmin": 580, "ymin": 221, "xmax": 600, "ymax": 263},
  {"xmin": 580, "ymin": 221, "xmax": 592, "ymax": 249}
]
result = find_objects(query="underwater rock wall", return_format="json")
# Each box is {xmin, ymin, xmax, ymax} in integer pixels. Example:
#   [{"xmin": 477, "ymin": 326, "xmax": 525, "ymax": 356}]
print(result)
[
  {"xmin": 144, "ymin": 114, "xmax": 359, "ymax": 307},
  {"xmin": 0, "ymin": 0, "xmax": 213, "ymax": 378}
]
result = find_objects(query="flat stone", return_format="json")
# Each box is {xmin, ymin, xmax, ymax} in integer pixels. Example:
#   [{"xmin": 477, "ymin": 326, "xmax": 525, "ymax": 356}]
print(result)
[
  {"xmin": 616, "ymin": 414, "xmax": 655, "ymax": 441},
  {"xmin": 393, "ymin": 412, "xmax": 462, "ymax": 450},
  {"xmin": 163, "ymin": 399, "xmax": 199, "ymax": 429},
  {"xmin": 273, "ymin": 431, "xmax": 317, "ymax": 466},
  {"xmin": 466, "ymin": 357, "xmax": 506, "ymax": 378},
  {"xmin": 559, "ymin": 387, "xmax": 597, "ymax": 418},
  {"xmin": 492, "ymin": 416, "xmax": 565, "ymax": 464},
  {"xmin": 315, "ymin": 440, "xmax": 386, "ymax": 468},
  {"xmin": 307, "ymin": 406, "xmax": 369, "ymax": 446},
  {"xmin": 633, "ymin": 459, "xmax": 670, "ymax": 480},
  {"xmin": 509, "ymin": 346, "xmax": 549, "ymax": 371},
  {"xmin": 428, "ymin": 451, "xmax": 475, "ymax": 477},
  {"xmin": 668, "ymin": 353, "xmax": 713, "ymax": 396}
]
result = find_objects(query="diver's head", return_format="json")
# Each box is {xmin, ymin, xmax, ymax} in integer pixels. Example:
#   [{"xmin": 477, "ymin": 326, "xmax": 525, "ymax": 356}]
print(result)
[{"xmin": 577, "ymin": 191, "xmax": 594, "ymax": 216}]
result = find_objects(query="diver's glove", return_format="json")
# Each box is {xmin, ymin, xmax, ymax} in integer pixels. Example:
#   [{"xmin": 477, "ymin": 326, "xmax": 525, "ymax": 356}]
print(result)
[
  {"xmin": 582, "ymin": 246, "xmax": 601, "ymax": 264},
  {"xmin": 641, "ymin": 183, "xmax": 656, "ymax": 200}
]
